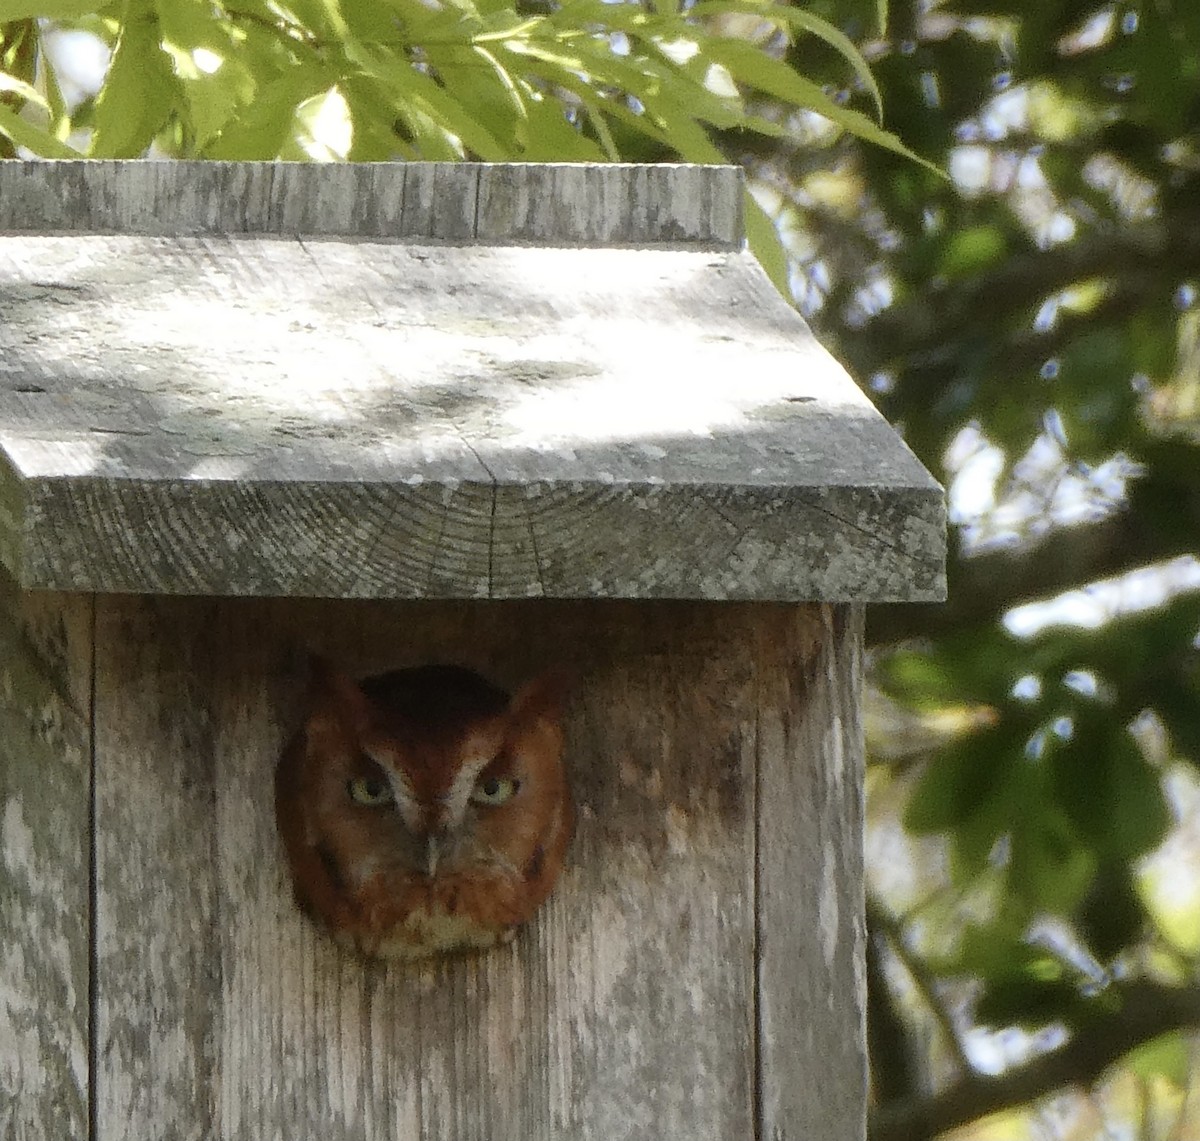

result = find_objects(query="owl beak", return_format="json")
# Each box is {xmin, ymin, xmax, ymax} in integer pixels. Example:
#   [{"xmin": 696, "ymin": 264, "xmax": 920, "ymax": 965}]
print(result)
[{"xmin": 424, "ymin": 834, "xmax": 441, "ymax": 878}]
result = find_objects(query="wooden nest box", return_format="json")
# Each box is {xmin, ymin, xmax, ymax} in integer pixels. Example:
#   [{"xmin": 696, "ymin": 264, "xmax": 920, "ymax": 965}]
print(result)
[{"xmin": 0, "ymin": 161, "xmax": 944, "ymax": 1140}]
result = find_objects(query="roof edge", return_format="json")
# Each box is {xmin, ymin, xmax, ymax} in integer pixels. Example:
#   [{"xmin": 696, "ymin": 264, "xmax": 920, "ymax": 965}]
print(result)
[{"xmin": 0, "ymin": 161, "xmax": 744, "ymax": 248}]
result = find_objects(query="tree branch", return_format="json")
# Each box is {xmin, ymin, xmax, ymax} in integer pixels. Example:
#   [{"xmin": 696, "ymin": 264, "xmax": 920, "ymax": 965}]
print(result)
[
  {"xmin": 869, "ymin": 982, "xmax": 1200, "ymax": 1141},
  {"xmin": 868, "ymin": 436, "xmax": 1200, "ymax": 647},
  {"xmin": 868, "ymin": 925, "xmax": 922, "ymax": 1105},
  {"xmin": 870, "ymin": 899, "xmax": 973, "ymax": 1074},
  {"xmin": 851, "ymin": 222, "xmax": 1200, "ymax": 377}
]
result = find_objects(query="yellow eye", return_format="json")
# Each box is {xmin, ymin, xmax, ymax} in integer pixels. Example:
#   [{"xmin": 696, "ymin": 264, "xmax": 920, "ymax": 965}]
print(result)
[
  {"xmin": 470, "ymin": 776, "xmax": 520, "ymax": 806},
  {"xmin": 347, "ymin": 776, "xmax": 394, "ymax": 806}
]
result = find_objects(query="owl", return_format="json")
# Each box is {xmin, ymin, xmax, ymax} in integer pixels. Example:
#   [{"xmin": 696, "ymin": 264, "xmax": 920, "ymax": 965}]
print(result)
[{"xmin": 275, "ymin": 658, "xmax": 573, "ymax": 959}]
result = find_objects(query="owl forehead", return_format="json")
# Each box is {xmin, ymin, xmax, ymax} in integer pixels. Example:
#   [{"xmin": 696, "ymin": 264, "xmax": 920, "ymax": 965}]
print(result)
[{"xmin": 365, "ymin": 716, "xmax": 508, "ymax": 799}]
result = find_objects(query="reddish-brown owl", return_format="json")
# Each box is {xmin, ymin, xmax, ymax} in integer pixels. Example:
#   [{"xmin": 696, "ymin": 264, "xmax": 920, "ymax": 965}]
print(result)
[{"xmin": 275, "ymin": 659, "xmax": 572, "ymax": 959}]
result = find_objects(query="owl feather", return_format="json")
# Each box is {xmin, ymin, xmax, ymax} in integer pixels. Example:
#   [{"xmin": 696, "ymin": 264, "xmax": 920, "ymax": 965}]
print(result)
[{"xmin": 275, "ymin": 658, "xmax": 573, "ymax": 959}]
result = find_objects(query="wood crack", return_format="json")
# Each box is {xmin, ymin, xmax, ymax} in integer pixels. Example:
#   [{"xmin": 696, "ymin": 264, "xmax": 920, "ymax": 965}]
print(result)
[
  {"xmin": 797, "ymin": 494, "xmax": 912, "ymax": 559},
  {"xmin": 457, "ymin": 435, "xmax": 498, "ymax": 597},
  {"xmin": 87, "ymin": 592, "xmax": 98, "ymax": 1141}
]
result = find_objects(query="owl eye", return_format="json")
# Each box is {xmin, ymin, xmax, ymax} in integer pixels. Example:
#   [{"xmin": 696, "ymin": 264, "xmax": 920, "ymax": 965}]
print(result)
[
  {"xmin": 470, "ymin": 775, "xmax": 520, "ymax": 806},
  {"xmin": 347, "ymin": 776, "xmax": 394, "ymax": 806}
]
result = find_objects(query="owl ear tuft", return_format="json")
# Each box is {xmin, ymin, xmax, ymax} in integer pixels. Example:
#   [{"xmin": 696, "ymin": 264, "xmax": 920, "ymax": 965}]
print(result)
[
  {"xmin": 510, "ymin": 665, "xmax": 574, "ymax": 726},
  {"xmin": 307, "ymin": 655, "xmax": 373, "ymax": 735}
]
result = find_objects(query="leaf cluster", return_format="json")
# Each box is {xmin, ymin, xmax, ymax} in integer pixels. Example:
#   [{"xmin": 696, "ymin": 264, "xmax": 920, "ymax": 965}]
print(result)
[{"xmin": 0, "ymin": 0, "xmax": 932, "ymax": 286}]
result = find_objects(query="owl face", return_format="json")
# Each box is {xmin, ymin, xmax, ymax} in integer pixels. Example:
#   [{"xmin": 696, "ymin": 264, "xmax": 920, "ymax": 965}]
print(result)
[{"xmin": 276, "ymin": 660, "xmax": 572, "ymax": 959}]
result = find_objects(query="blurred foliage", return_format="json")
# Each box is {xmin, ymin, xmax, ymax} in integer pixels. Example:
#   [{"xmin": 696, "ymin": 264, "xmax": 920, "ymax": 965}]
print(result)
[
  {"xmin": 3, "ymin": 0, "xmax": 1200, "ymax": 1137},
  {"xmin": 777, "ymin": 1, "xmax": 1200, "ymax": 1138}
]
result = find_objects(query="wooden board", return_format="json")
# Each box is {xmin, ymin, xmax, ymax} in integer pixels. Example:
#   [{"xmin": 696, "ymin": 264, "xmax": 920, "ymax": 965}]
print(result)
[
  {"xmin": 757, "ymin": 604, "xmax": 866, "ymax": 1141},
  {"xmin": 0, "ymin": 568, "xmax": 93, "ymax": 1141},
  {"xmin": 90, "ymin": 597, "xmax": 856, "ymax": 1140},
  {"xmin": 0, "ymin": 161, "xmax": 743, "ymax": 247},
  {"xmin": 90, "ymin": 596, "xmax": 223, "ymax": 1137},
  {"xmin": 0, "ymin": 227, "xmax": 944, "ymax": 602}
]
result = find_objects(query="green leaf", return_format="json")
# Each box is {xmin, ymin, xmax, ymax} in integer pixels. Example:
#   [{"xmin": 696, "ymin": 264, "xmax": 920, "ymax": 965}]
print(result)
[
  {"xmin": 1159, "ymin": 678, "xmax": 1200, "ymax": 768},
  {"xmin": 265, "ymin": 0, "xmax": 347, "ymax": 41},
  {"xmin": 0, "ymin": 0, "xmax": 103, "ymax": 17},
  {"xmin": 878, "ymin": 648, "xmax": 972, "ymax": 708},
  {"xmin": 642, "ymin": 104, "xmax": 724, "ymax": 162},
  {"xmin": 0, "ymin": 68, "xmax": 46, "ymax": 110},
  {"xmin": 946, "ymin": 918, "xmax": 1034, "ymax": 977},
  {"xmin": 341, "ymin": 0, "xmax": 413, "ymax": 39},
  {"xmin": 700, "ymin": 36, "xmax": 941, "ymax": 174},
  {"xmin": 744, "ymin": 192, "xmax": 789, "ymax": 296},
  {"xmin": 471, "ymin": 14, "xmax": 543, "ymax": 44},
  {"xmin": 204, "ymin": 67, "xmax": 330, "ymax": 159},
  {"xmin": 418, "ymin": 42, "xmax": 527, "ymax": 151},
  {"xmin": 689, "ymin": 0, "xmax": 883, "ymax": 121},
  {"xmin": 572, "ymin": 97, "xmax": 618, "ymax": 159},
  {"xmin": 90, "ymin": 1, "xmax": 179, "ymax": 157},
  {"xmin": 155, "ymin": 0, "xmax": 237, "ymax": 52},
  {"xmin": 1052, "ymin": 726, "xmax": 1171, "ymax": 860},
  {"xmin": 1125, "ymin": 1031, "xmax": 1190, "ymax": 1088},
  {"xmin": 517, "ymin": 92, "xmax": 607, "ymax": 160},
  {"xmin": 501, "ymin": 40, "xmax": 675, "ymax": 150},
  {"xmin": 529, "ymin": 33, "xmax": 669, "ymax": 104},
  {"xmin": 950, "ymin": 769, "xmax": 1020, "ymax": 881},
  {"xmin": 1077, "ymin": 862, "xmax": 1149, "ymax": 961},
  {"xmin": 904, "ymin": 723, "xmax": 1020, "ymax": 834},
  {"xmin": 935, "ymin": 224, "xmax": 1008, "ymax": 278},
  {"xmin": 0, "ymin": 101, "xmax": 80, "ymax": 155},
  {"xmin": 1010, "ymin": 804, "xmax": 1096, "ymax": 913},
  {"xmin": 1103, "ymin": 739, "xmax": 1172, "ymax": 858},
  {"xmin": 543, "ymin": 1, "xmax": 657, "ymax": 35},
  {"xmin": 350, "ymin": 44, "xmax": 507, "ymax": 159},
  {"xmin": 156, "ymin": 16, "xmax": 256, "ymax": 155},
  {"xmin": 976, "ymin": 974, "xmax": 1085, "ymax": 1030},
  {"xmin": 39, "ymin": 35, "xmax": 70, "ymax": 137}
]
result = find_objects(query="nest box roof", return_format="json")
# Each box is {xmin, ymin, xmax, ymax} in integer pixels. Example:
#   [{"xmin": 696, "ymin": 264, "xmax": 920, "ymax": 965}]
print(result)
[{"xmin": 0, "ymin": 161, "xmax": 943, "ymax": 601}]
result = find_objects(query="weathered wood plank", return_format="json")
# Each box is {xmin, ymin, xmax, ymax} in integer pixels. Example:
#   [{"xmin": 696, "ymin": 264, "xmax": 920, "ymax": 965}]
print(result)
[
  {"xmin": 93, "ymin": 596, "xmax": 777, "ymax": 1140},
  {"xmin": 757, "ymin": 603, "xmax": 867, "ymax": 1141},
  {"xmin": 474, "ymin": 162, "xmax": 743, "ymax": 246},
  {"xmin": 0, "ymin": 234, "xmax": 944, "ymax": 601},
  {"xmin": 91, "ymin": 596, "xmax": 222, "ymax": 1139},
  {"xmin": 0, "ymin": 161, "xmax": 743, "ymax": 247},
  {"xmin": 0, "ymin": 567, "xmax": 92, "ymax": 1141},
  {"xmin": 401, "ymin": 162, "xmax": 481, "ymax": 240}
]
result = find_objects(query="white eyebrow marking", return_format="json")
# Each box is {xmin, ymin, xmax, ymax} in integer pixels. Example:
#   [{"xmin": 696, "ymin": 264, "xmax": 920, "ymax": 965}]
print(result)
[
  {"xmin": 442, "ymin": 755, "xmax": 495, "ymax": 828},
  {"xmin": 361, "ymin": 748, "xmax": 422, "ymax": 831},
  {"xmin": 390, "ymin": 783, "xmax": 424, "ymax": 833}
]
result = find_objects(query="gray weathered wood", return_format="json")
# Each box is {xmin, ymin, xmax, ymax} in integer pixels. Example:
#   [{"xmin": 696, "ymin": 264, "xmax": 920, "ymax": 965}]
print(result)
[
  {"xmin": 0, "ymin": 161, "xmax": 742, "ymax": 247},
  {"xmin": 91, "ymin": 596, "xmax": 222, "ymax": 1138},
  {"xmin": 88, "ymin": 596, "xmax": 855, "ymax": 1141},
  {"xmin": 1, "ymin": 159, "xmax": 925, "ymax": 1141},
  {"xmin": 758, "ymin": 604, "xmax": 866, "ymax": 1141},
  {"xmin": 0, "ymin": 567, "xmax": 92, "ymax": 1141},
  {"xmin": 0, "ymin": 225, "xmax": 944, "ymax": 601}
]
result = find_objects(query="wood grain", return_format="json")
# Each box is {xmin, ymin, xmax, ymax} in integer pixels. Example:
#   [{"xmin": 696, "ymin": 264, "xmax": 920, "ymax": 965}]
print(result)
[
  {"xmin": 0, "ymin": 161, "xmax": 742, "ymax": 247},
  {"xmin": 91, "ymin": 596, "xmax": 223, "ymax": 1139},
  {"xmin": 0, "ymin": 568, "xmax": 92, "ymax": 1141},
  {"xmin": 757, "ymin": 603, "xmax": 866, "ymax": 1141},
  {"xmin": 88, "ymin": 596, "xmax": 861, "ymax": 1140},
  {"xmin": 0, "ymin": 231, "xmax": 944, "ymax": 601}
]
